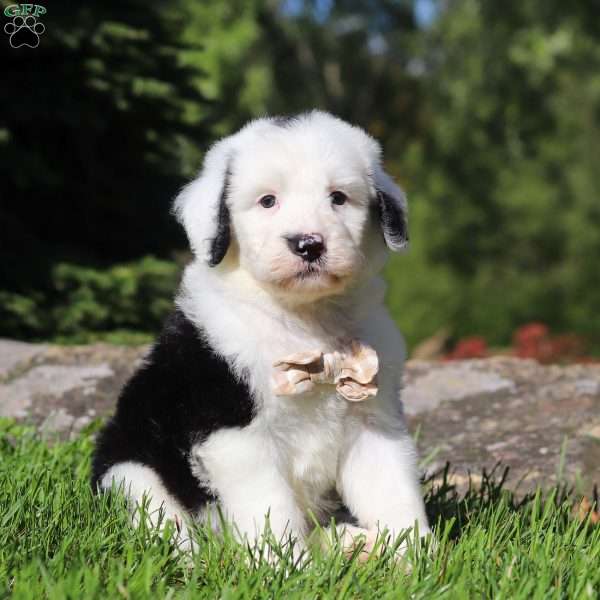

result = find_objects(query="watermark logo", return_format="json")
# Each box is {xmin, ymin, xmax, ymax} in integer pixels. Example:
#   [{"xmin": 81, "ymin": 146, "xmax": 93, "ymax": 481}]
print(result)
[{"xmin": 4, "ymin": 4, "xmax": 46, "ymax": 48}]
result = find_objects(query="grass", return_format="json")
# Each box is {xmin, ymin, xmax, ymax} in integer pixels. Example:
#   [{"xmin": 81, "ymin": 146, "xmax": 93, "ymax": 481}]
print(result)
[{"xmin": 1, "ymin": 420, "xmax": 599, "ymax": 599}]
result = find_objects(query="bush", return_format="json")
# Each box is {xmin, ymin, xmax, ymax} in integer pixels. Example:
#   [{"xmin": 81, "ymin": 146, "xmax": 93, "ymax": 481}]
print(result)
[{"xmin": 0, "ymin": 257, "xmax": 180, "ymax": 343}]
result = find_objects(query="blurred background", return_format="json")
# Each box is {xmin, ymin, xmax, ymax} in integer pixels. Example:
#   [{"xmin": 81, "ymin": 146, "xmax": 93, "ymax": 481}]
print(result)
[{"xmin": 1, "ymin": 0, "xmax": 599, "ymax": 360}]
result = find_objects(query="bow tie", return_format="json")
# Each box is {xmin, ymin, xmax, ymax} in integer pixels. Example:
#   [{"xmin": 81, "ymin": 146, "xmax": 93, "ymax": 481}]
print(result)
[{"xmin": 272, "ymin": 340, "xmax": 379, "ymax": 402}]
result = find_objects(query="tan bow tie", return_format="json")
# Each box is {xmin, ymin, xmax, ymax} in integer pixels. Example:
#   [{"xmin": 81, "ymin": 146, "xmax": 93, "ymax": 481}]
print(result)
[{"xmin": 272, "ymin": 340, "xmax": 378, "ymax": 402}]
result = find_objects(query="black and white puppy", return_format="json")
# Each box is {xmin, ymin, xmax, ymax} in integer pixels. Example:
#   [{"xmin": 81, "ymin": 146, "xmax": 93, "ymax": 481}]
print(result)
[{"xmin": 92, "ymin": 111, "xmax": 429, "ymax": 554}]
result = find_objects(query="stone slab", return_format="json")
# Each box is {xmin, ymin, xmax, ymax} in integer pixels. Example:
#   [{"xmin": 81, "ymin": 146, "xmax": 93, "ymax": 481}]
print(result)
[{"xmin": 0, "ymin": 341, "xmax": 599, "ymax": 494}]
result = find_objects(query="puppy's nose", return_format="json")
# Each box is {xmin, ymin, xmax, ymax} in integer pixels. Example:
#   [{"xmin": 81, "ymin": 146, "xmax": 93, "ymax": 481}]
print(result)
[{"xmin": 285, "ymin": 233, "xmax": 325, "ymax": 262}]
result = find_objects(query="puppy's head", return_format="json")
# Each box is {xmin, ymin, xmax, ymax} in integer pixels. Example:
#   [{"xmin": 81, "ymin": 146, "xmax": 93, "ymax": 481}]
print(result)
[{"xmin": 174, "ymin": 111, "xmax": 408, "ymax": 302}]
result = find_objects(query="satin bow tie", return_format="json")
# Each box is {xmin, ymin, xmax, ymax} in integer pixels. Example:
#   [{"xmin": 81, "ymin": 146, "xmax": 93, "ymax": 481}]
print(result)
[{"xmin": 272, "ymin": 340, "xmax": 379, "ymax": 402}]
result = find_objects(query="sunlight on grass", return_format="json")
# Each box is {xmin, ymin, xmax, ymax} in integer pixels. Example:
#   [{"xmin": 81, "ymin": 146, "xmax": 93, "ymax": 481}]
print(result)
[{"xmin": 0, "ymin": 420, "xmax": 599, "ymax": 599}]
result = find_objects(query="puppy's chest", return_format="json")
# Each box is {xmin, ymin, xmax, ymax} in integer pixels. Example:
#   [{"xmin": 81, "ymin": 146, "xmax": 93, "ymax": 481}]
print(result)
[
  {"xmin": 266, "ymin": 389, "xmax": 349, "ymax": 484},
  {"xmin": 256, "ymin": 343, "xmax": 351, "ymax": 469},
  {"xmin": 189, "ymin": 389, "xmax": 350, "ymax": 502},
  {"xmin": 199, "ymin": 312, "xmax": 361, "ymax": 489}
]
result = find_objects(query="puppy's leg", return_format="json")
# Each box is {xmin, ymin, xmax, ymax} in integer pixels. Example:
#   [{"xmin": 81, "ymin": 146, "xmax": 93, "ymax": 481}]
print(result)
[
  {"xmin": 318, "ymin": 523, "xmax": 379, "ymax": 562},
  {"xmin": 100, "ymin": 461, "xmax": 192, "ymax": 548},
  {"xmin": 194, "ymin": 428, "xmax": 306, "ymax": 550},
  {"xmin": 337, "ymin": 419, "xmax": 430, "ymax": 556}
]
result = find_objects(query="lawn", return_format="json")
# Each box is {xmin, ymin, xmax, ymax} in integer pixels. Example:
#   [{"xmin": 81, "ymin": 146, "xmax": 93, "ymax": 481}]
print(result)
[{"xmin": 1, "ymin": 420, "xmax": 599, "ymax": 599}]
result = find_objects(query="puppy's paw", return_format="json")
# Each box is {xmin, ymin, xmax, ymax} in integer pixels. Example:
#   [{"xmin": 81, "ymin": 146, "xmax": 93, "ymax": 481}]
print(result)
[
  {"xmin": 320, "ymin": 524, "xmax": 379, "ymax": 563},
  {"xmin": 320, "ymin": 523, "xmax": 436, "ymax": 569}
]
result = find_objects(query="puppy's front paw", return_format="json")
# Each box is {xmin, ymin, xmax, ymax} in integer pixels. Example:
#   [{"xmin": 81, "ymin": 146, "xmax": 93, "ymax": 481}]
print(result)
[
  {"xmin": 320, "ymin": 522, "xmax": 435, "ymax": 567},
  {"xmin": 321, "ymin": 524, "xmax": 379, "ymax": 562}
]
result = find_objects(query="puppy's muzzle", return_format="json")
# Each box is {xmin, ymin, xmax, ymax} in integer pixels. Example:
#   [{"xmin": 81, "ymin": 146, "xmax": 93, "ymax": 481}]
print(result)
[{"xmin": 284, "ymin": 233, "xmax": 325, "ymax": 263}]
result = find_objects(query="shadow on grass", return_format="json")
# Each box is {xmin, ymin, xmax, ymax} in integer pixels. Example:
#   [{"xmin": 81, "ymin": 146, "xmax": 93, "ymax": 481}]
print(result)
[{"xmin": 423, "ymin": 462, "xmax": 599, "ymax": 542}]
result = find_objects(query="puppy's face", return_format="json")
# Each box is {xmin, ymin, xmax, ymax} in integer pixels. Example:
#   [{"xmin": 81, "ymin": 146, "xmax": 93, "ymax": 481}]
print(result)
[
  {"xmin": 175, "ymin": 112, "xmax": 408, "ymax": 303},
  {"xmin": 229, "ymin": 128, "xmax": 375, "ymax": 298}
]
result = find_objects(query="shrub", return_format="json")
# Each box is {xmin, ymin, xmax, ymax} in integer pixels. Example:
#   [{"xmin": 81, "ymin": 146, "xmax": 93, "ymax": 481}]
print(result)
[{"xmin": 0, "ymin": 257, "xmax": 181, "ymax": 343}]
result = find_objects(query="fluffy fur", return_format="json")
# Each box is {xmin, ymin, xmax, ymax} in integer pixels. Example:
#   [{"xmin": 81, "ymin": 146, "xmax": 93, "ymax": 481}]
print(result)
[{"xmin": 92, "ymin": 111, "xmax": 429, "ymax": 553}]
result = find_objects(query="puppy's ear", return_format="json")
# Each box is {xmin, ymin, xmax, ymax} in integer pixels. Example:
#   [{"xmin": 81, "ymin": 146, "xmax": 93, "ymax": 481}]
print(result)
[
  {"xmin": 173, "ymin": 140, "xmax": 233, "ymax": 266},
  {"xmin": 373, "ymin": 167, "xmax": 409, "ymax": 252}
]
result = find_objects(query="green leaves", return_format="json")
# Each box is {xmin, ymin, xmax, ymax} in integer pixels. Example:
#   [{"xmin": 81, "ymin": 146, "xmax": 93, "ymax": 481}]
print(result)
[
  {"xmin": 389, "ymin": 0, "xmax": 600, "ymax": 352},
  {"xmin": 0, "ymin": 257, "xmax": 179, "ymax": 342},
  {"xmin": 2, "ymin": 0, "xmax": 599, "ymax": 352}
]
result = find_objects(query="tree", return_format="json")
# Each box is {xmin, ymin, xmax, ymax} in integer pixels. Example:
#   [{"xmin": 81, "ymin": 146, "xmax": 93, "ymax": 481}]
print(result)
[
  {"xmin": 0, "ymin": 1, "xmax": 208, "ymax": 337},
  {"xmin": 388, "ymin": 0, "xmax": 600, "ymax": 351}
]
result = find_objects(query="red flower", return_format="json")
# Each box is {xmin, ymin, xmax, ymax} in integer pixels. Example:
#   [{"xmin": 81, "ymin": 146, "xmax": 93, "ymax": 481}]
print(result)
[
  {"xmin": 513, "ymin": 323, "xmax": 549, "ymax": 347},
  {"xmin": 446, "ymin": 336, "xmax": 488, "ymax": 360},
  {"xmin": 512, "ymin": 323, "xmax": 587, "ymax": 363}
]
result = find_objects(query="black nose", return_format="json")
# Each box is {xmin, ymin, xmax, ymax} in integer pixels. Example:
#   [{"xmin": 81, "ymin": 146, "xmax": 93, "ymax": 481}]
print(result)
[{"xmin": 285, "ymin": 233, "xmax": 325, "ymax": 262}]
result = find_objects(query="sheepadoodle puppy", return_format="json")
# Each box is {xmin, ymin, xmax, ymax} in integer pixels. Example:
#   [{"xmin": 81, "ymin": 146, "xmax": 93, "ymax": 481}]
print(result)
[{"xmin": 92, "ymin": 111, "xmax": 430, "ymax": 555}]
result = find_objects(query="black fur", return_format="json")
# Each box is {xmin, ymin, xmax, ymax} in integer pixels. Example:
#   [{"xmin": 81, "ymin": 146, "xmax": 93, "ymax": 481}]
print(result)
[
  {"xmin": 91, "ymin": 310, "xmax": 255, "ymax": 512},
  {"xmin": 376, "ymin": 189, "xmax": 409, "ymax": 251},
  {"xmin": 272, "ymin": 115, "xmax": 298, "ymax": 128},
  {"xmin": 208, "ymin": 169, "xmax": 232, "ymax": 267}
]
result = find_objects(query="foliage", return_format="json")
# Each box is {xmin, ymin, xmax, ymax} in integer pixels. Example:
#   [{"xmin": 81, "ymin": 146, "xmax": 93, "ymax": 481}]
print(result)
[
  {"xmin": 0, "ymin": 257, "xmax": 179, "ymax": 342},
  {"xmin": 0, "ymin": 0, "xmax": 202, "ymax": 338},
  {"xmin": 388, "ymin": 0, "xmax": 600, "ymax": 352},
  {"xmin": 0, "ymin": 0, "xmax": 204, "ymax": 264},
  {"xmin": 256, "ymin": 0, "xmax": 420, "ymax": 141},
  {"xmin": 177, "ymin": 0, "xmax": 273, "ymax": 141},
  {"xmin": 1, "ymin": 0, "xmax": 599, "ymax": 351},
  {"xmin": 1, "ymin": 421, "xmax": 600, "ymax": 598}
]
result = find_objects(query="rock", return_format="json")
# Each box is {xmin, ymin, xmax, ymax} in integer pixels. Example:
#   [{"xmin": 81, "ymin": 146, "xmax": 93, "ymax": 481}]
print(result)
[
  {"xmin": 0, "ymin": 343, "xmax": 148, "ymax": 430},
  {"xmin": 576, "ymin": 379, "xmax": 600, "ymax": 397},
  {"xmin": 402, "ymin": 361, "xmax": 516, "ymax": 415},
  {"xmin": 39, "ymin": 408, "xmax": 76, "ymax": 436},
  {"xmin": 582, "ymin": 423, "xmax": 600, "ymax": 441},
  {"xmin": 0, "ymin": 339, "xmax": 47, "ymax": 379},
  {"xmin": 0, "ymin": 341, "xmax": 599, "ymax": 495},
  {"xmin": 405, "ymin": 358, "xmax": 600, "ymax": 494},
  {"xmin": 0, "ymin": 364, "xmax": 114, "ymax": 418}
]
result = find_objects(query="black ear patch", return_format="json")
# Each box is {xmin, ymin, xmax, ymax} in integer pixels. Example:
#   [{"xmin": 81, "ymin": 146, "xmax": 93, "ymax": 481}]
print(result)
[
  {"xmin": 208, "ymin": 170, "xmax": 231, "ymax": 267},
  {"xmin": 377, "ymin": 189, "xmax": 409, "ymax": 251}
]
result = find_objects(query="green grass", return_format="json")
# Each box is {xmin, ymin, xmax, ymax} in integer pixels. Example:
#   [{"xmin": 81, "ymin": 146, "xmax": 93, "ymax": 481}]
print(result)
[{"xmin": 1, "ymin": 420, "xmax": 599, "ymax": 599}]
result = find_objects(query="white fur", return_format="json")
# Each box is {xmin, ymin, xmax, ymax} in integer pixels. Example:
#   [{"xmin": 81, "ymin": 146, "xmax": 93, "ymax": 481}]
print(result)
[
  {"xmin": 101, "ymin": 462, "xmax": 193, "ymax": 548},
  {"xmin": 109, "ymin": 111, "xmax": 429, "ymax": 553}
]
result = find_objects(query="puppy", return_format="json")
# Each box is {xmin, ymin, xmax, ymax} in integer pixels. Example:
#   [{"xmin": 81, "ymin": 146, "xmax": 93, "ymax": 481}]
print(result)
[{"xmin": 92, "ymin": 111, "xmax": 430, "ymax": 555}]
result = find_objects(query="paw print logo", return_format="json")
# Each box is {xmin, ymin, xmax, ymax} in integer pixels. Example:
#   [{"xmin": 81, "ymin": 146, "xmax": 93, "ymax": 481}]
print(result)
[{"xmin": 4, "ymin": 15, "xmax": 45, "ymax": 48}]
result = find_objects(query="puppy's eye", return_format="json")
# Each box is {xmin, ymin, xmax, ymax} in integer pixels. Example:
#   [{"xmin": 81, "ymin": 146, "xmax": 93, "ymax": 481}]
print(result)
[
  {"xmin": 330, "ymin": 191, "xmax": 347, "ymax": 206},
  {"xmin": 259, "ymin": 194, "xmax": 277, "ymax": 208}
]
